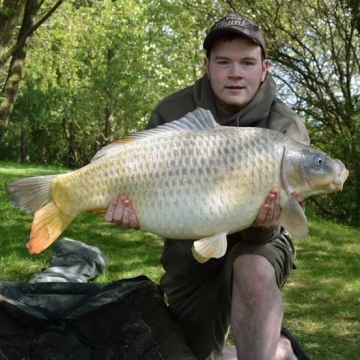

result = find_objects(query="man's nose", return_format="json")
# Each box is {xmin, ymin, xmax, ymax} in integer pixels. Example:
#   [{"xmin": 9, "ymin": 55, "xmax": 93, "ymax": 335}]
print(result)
[{"xmin": 228, "ymin": 64, "xmax": 243, "ymax": 77}]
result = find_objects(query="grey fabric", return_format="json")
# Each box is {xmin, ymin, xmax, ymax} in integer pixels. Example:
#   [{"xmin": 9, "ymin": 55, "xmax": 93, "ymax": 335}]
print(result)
[{"xmin": 29, "ymin": 238, "xmax": 108, "ymax": 283}]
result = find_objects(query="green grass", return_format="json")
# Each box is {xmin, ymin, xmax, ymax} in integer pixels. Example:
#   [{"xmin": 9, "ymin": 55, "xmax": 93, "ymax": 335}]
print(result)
[
  {"xmin": 1, "ymin": 161, "xmax": 359, "ymax": 359},
  {"xmin": 282, "ymin": 214, "xmax": 360, "ymax": 359}
]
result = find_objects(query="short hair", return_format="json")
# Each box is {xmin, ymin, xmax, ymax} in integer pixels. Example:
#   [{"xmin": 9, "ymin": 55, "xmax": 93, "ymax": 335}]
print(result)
[{"xmin": 206, "ymin": 33, "xmax": 265, "ymax": 62}]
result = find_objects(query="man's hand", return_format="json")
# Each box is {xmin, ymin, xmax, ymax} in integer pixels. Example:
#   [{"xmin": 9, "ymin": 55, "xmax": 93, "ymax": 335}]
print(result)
[
  {"xmin": 253, "ymin": 189, "xmax": 305, "ymax": 228},
  {"xmin": 104, "ymin": 195, "xmax": 140, "ymax": 229}
]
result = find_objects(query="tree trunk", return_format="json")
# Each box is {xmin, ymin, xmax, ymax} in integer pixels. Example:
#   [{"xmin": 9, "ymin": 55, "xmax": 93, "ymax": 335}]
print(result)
[
  {"xmin": 0, "ymin": 0, "xmax": 38, "ymax": 144},
  {"xmin": 0, "ymin": 0, "xmax": 63, "ymax": 145},
  {"xmin": 104, "ymin": 48, "xmax": 115, "ymax": 145},
  {"xmin": 20, "ymin": 125, "xmax": 29, "ymax": 162}
]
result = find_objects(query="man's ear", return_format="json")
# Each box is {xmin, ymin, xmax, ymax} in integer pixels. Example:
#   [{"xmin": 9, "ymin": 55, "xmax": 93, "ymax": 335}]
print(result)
[
  {"xmin": 204, "ymin": 57, "xmax": 210, "ymax": 78},
  {"xmin": 261, "ymin": 59, "xmax": 270, "ymax": 82}
]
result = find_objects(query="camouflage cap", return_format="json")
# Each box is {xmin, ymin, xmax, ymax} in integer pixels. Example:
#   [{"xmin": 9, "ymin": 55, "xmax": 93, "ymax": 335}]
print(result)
[{"xmin": 203, "ymin": 13, "xmax": 266, "ymax": 57}]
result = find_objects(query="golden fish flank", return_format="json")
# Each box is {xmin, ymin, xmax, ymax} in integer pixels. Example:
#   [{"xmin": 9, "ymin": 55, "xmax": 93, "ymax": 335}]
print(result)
[{"xmin": 6, "ymin": 108, "xmax": 349, "ymax": 262}]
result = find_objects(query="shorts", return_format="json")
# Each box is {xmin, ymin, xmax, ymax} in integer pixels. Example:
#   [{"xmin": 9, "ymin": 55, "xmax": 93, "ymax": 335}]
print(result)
[{"xmin": 159, "ymin": 230, "xmax": 296, "ymax": 360}]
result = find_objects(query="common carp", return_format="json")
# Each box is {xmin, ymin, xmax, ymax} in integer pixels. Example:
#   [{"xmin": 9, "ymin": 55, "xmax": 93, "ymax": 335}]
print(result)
[{"xmin": 6, "ymin": 108, "xmax": 348, "ymax": 262}]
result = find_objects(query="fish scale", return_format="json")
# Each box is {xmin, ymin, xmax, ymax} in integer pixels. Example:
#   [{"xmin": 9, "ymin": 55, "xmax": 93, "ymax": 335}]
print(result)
[
  {"xmin": 112, "ymin": 130, "xmax": 281, "ymax": 238},
  {"xmin": 52, "ymin": 128, "xmax": 279, "ymax": 238}
]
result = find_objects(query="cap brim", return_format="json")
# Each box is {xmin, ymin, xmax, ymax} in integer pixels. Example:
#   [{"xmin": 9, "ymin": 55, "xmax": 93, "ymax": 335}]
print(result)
[{"xmin": 203, "ymin": 28, "xmax": 265, "ymax": 56}]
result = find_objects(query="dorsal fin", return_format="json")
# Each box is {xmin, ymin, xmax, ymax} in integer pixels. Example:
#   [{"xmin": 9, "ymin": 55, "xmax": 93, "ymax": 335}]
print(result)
[
  {"xmin": 91, "ymin": 108, "xmax": 218, "ymax": 162},
  {"xmin": 151, "ymin": 107, "xmax": 219, "ymax": 133}
]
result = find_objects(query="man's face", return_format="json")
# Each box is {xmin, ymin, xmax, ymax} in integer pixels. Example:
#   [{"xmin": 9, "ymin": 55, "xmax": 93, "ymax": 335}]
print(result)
[{"xmin": 205, "ymin": 37, "xmax": 269, "ymax": 113}]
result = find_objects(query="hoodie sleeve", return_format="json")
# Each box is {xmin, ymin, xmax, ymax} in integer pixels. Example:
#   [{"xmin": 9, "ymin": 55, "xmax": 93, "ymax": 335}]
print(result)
[
  {"xmin": 146, "ymin": 111, "xmax": 166, "ymax": 130},
  {"xmin": 270, "ymin": 98, "xmax": 311, "ymax": 146},
  {"xmin": 241, "ymin": 225, "xmax": 282, "ymax": 243}
]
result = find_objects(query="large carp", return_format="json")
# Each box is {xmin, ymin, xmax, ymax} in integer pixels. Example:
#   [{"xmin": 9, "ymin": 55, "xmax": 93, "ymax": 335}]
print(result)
[{"xmin": 6, "ymin": 108, "xmax": 348, "ymax": 262}]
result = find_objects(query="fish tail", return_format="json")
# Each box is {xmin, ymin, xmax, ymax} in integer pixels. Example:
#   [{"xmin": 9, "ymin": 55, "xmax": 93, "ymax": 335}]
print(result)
[
  {"xmin": 6, "ymin": 175, "xmax": 58, "ymax": 214},
  {"xmin": 27, "ymin": 201, "xmax": 75, "ymax": 254},
  {"xmin": 6, "ymin": 175, "xmax": 75, "ymax": 254}
]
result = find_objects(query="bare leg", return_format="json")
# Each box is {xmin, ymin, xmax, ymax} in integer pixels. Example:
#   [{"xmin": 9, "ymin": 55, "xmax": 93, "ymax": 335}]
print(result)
[{"xmin": 231, "ymin": 254, "xmax": 297, "ymax": 360}]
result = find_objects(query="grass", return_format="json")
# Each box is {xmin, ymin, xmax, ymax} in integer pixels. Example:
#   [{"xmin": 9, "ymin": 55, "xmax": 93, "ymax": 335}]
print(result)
[
  {"xmin": 1, "ymin": 161, "xmax": 359, "ymax": 359},
  {"xmin": 282, "ymin": 215, "xmax": 360, "ymax": 359}
]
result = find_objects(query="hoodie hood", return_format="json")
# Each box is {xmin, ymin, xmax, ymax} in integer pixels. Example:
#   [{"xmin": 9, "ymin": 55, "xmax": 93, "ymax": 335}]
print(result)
[{"xmin": 193, "ymin": 73, "xmax": 277, "ymax": 127}]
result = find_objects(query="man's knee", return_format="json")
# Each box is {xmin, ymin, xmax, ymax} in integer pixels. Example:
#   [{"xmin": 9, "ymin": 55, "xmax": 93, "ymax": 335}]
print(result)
[{"xmin": 232, "ymin": 253, "xmax": 277, "ymax": 298}]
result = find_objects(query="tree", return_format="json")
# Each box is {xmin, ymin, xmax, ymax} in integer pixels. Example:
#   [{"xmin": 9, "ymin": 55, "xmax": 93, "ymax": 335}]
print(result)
[
  {"xmin": 3, "ymin": 0, "xmax": 206, "ymax": 167},
  {"xmin": 0, "ymin": 0, "xmax": 63, "ymax": 144}
]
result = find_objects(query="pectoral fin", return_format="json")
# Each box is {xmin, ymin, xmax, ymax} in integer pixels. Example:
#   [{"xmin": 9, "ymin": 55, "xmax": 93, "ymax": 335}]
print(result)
[
  {"xmin": 192, "ymin": 233, "xmax": 227, "ymax": 263},
  {"xmin": 279, "ymin": 197, "xmax": 308, "ymax": 238}
]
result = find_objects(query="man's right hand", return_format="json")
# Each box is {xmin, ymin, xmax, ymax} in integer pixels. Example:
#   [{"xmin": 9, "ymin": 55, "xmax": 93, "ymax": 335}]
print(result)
[{"xmin": 104, "ymin": 195, "xmax": 140, "ymax": 229}]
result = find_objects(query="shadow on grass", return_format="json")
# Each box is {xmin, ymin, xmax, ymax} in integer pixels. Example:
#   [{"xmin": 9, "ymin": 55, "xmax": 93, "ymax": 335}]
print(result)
[
  {"xmin": 64, "ymin": 214, "xmax": 164, "ymax": 274},
  {"xmin": 1, "ymin": 210, "xmax": 165, "ymax": 283}
]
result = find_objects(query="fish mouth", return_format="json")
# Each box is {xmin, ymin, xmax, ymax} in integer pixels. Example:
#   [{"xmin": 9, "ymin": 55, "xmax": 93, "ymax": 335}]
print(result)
[{"xmin": 332, "ymin": 163, "xmax": 349, "ymax": 191}]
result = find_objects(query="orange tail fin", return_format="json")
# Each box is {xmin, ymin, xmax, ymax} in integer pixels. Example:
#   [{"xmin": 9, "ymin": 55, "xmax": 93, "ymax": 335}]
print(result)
[{"xmin": 27, "ymin": 201, "xmax": 75, "ymax": 254}]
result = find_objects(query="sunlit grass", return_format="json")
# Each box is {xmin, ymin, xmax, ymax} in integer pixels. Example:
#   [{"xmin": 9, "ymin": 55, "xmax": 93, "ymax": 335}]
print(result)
[
  {"xmin": 282, "ymin": 213, "xmax": 360, "ymax": 359},
  {"xmin": 0, "ymin": 161, "xmax": 359, "ymax": 358}
]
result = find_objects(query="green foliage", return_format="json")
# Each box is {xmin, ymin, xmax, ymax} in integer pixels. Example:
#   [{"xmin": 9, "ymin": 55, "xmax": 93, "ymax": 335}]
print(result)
[{"xmin": 2, "ymin": 0, "xmax": 206, "ymax": 167}]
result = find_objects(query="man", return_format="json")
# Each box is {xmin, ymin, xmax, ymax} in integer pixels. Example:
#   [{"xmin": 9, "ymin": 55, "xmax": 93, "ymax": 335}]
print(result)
[{"xmin": 105, "ymin": 13, "xmax": 311, "ymax": 360}]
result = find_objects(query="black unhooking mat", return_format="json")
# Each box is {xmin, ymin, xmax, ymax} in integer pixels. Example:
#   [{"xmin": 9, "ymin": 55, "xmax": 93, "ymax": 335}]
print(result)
[{"xmin": 0, "ymin": 275, "xmax": 196, "ymax": 360}]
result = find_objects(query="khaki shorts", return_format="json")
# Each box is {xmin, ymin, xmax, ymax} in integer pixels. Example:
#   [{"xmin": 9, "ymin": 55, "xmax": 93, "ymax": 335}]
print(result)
[{"xmin": 159, "ymin": 230, "xmax": 296, "ymax": 360}]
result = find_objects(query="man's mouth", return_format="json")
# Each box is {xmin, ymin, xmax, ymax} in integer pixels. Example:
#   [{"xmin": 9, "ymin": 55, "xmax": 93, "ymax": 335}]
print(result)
[{"xmin": 226, "ymin": 86, "xmax": 244, "ymax": 90}]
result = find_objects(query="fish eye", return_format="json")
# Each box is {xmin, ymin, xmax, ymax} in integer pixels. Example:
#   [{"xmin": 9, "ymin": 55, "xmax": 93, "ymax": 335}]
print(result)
[{"xmin": 314, "ymin": 154, "xmax": 324, "ymax": 166}]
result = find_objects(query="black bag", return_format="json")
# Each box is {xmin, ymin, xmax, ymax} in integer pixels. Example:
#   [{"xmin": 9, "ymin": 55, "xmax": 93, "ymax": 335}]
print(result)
[{"xmin": 0, "ymin": 275, "xmax": 196, "ymax": 360}]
